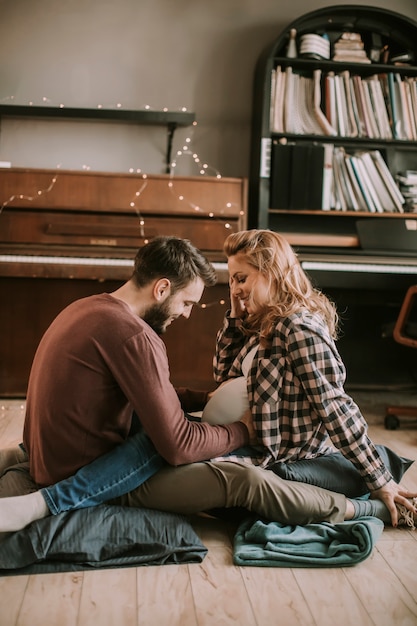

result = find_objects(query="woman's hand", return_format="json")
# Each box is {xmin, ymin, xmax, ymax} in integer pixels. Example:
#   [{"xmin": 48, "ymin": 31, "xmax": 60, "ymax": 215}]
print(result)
[
  {"xmin": 371, "ymin": 480, "xmax": 417, "ymax": 526},
  {"xmin": 229, "ymin": 285, "xmax": 246, "ymax": 319}
]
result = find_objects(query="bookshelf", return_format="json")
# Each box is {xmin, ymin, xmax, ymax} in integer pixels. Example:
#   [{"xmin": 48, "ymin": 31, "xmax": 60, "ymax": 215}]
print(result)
[{"xmin": 248, "ymin": 5, "xmax": 417, "ymax": 255}]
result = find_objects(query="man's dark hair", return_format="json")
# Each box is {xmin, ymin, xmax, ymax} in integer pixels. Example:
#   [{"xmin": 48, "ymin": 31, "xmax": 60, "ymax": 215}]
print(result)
[{"xmin": 132, "ymin": 236, "xmax": 217, "ymax": 292}]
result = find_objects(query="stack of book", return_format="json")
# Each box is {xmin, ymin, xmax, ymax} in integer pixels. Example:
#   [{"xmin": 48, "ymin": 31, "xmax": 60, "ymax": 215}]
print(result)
[
  {"xmin": 332, "ymin": 32, "xmax": 371, "ymax": 64},
  {"xmin": 269, "ymin": 142, "xmax": 405, "ymax": 213},
  {"xmin": 270, "ymin": 66, "xmax": 417, "ymax": 141},
  {"xmin": 332, "ymin": 147, "xmax": 405, "ymax": 213},
  {"xmin": 270, "ymin": 66, "xmax": 337, "ymax": 135}
]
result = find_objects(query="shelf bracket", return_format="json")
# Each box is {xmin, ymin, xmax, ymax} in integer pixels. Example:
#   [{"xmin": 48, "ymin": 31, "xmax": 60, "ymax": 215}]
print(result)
[{"xmin": 166, "ymin": 122, "xmax": 177, "ymax": 174}]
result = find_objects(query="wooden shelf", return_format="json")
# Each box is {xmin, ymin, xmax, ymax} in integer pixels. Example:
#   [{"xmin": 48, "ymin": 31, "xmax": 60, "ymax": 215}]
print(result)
[{"xmin": 0, "ymin": 104, "xmax": 196, "ymax": 173}]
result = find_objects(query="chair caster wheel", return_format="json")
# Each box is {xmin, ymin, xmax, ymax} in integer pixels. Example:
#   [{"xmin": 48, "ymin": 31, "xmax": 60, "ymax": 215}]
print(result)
[{"xmin": 384, "ymin": 414, "xmax": 400, "ymax": 430}]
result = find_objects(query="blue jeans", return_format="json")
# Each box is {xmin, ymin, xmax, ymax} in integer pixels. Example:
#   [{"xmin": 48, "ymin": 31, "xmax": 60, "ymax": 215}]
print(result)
[{"xmin": 41, "ymin": 429, "xmax": 166, "ymax": 515}]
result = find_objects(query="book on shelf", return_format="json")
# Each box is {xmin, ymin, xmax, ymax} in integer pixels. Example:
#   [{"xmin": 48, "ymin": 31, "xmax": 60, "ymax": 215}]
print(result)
[
  {"xmin": 283, "ymin": 66, "xmax": 297, "ymax": 133},
  {"xmin": 360, "ymin": 80, "xmax": 380, "ymax": 139},
  {"xmin": 324, "ymin": 72, "xmax": 337, "ymax": 132},
  {"xmin": 321, "ymin": 143, "xmax": 334, "ymax": 211},
  {"xmin": 349, "ymin": 154, "xmax": 379, "ymax": 212},
  {"xmin": 269, "ymin": 141, "xmax": 293, "ymax": 209},
  {"xmin": 378, "ymin": 73, "xmax": 394, "ymax": 133},
  {"xmin": 351, "ymin": 75, "xmax": 375, "ymax": 138},
  {"xmin": 395, "ymin": 170, "xmax": 416, "ymax": 211},
  {"xmin": 387, "ymin": 73, "xmax": 407, "ymax": 140},
  {"xmin": 364, "ymin": 75, "xmax": 393, "ymax": 139},
  {"xmin": 271, "ymin": 66, "xmax": 286, "ymax": 133},
  {"xmin": 343, "ymin": 154, "xmax": 369, "ymax": 212},
  {"xmin": 290, "ymin": 143, "xmax": 325, "ymax": 210},
  {"xmin": 332, "ymin": 147, "xmax": 355, "ymax": 211},
  {"xmin": 370, "ymin": 151, "xmax": 405, "ymax": 212},
  {"xmin": 406, "ymin": 76, "xmax": 417, "ymax": 140},
  {"xmin": 272, "ymin": 66, "xmax": 338, "ymax": 136},
  {"xmin": 341, "ymin": 71, "xmax": 359, "ymax": 137},
  {"xmin": 313, "ymin": 69, "xmax": 337, "ymax": 136},
  {"xmin": 270, "ymin": 68, "xmax": 277, "ymax": 131},
  {"xmin": 359, "ymin": 151, "xmax": 398, "ymax": 212},
  {"xmin": 297, "ymin": 74, "xmax": 324, "ymax": 135},
  {"xmin": 402, "ymin": 77, "xmax": 417, "ymax": 140},
  {"xmin": 333, "ymin": 73, "xmax": 349, "ymax": 136},
  {"xmin": 349, "ymin": 75, "xmax": 367, "ymax": 137}
]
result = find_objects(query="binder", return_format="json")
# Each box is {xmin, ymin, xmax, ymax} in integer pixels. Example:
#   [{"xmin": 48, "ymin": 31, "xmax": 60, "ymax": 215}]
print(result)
[
  {"xmin": 269, "ymin": 141, "xmax": 292, "ymax": 209},
  {"xmin": 289, "ymin": 143, "xmax": 325, "ymax": 210}
]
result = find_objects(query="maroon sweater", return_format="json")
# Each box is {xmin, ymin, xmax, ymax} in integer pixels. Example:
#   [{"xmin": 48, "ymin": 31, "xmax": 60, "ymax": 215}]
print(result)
[{"xmin": 23, "ymin": 294, "xmax": 247, "ymax": 487}]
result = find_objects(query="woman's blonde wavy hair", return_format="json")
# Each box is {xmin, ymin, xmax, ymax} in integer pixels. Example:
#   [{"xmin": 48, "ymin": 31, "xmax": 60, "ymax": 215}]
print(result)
[{"xmin": 224, "ymin": 229, "xmax": 339, "ymax": 342}]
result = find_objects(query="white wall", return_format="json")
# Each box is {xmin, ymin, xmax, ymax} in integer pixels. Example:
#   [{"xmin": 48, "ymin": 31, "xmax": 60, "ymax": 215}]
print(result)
[{"xmin": 0, "ymin": 0, "xmax": 416, "ymax": 178}]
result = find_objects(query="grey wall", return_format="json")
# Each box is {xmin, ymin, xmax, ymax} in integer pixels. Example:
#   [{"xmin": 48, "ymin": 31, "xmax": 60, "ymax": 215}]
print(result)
[{"xmin": 0, "ymin": 0, "xmax": 416, "ymax": 178}]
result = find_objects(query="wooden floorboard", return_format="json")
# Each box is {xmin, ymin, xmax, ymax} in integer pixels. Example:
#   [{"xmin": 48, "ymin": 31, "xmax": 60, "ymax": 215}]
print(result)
[{"xmin": 0, "ymin": 400, "xmax": 416, "ymax": 626}]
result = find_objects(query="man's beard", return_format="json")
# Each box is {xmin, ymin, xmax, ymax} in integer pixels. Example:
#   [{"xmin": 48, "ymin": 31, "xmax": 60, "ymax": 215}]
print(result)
[{"xmin": 142, "ymin": 299, "xmax": 173, "ymax": 335}]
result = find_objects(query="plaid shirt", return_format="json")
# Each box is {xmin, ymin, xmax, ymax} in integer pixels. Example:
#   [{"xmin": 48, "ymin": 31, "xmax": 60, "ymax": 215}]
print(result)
[{"xmin": 211, "ymin": 310, "xmax": 392, "ymax": 491}]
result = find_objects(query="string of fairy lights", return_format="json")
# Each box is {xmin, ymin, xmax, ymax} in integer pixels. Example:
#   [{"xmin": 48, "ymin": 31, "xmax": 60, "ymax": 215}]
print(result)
[{"xmin": 0, "ymin": 97, "xmax": 238, "ymax": 309}]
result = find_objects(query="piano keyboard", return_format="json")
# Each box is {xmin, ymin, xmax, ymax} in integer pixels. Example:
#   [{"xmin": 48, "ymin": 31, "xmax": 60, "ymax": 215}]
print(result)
[
  {"xmin": 0, "ymin": 254, "xmax": 134, "ymax": 267},
  {"xmin": 2, "ymin": 254, "xmax": 416, "ymax": 289},
  {"xmin": 301, "ymin": 260, "xmax": 417, "ymax": 275}
]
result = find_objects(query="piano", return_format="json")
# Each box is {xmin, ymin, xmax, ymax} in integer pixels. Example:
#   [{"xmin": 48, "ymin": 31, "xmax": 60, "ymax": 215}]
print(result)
[
  {"xmin": 2, "ymin": 167, "xmax": 417, "ymax": 395},
  {"xmin": 0, "ymin": 168, "xmax": 246, "ymax": 395}
]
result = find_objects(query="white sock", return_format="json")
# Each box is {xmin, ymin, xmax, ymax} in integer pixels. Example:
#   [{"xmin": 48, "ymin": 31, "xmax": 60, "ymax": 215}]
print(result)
[{"xmin": 0, "ymin": 491, "xmax": 50, "ymax": 532}]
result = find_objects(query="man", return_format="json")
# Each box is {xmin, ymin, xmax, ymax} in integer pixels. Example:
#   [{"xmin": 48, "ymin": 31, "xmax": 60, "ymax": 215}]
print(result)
[{"xmin": 0, "ymin": 236, "xmax": 251, "ymax": 530}]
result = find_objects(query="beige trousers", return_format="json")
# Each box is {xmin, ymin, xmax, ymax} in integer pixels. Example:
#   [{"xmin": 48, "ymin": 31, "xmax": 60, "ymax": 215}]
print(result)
[{"xmin": 0, "ymin": 448, "xmax": 347, "ymax": 526}]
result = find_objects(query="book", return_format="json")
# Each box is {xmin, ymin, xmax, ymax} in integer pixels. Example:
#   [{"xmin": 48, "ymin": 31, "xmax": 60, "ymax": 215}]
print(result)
[
  {"xmin": 370, "ymin": 151, "xmax": 405, "ymax": 212},
  {"xmin": 403, "ymin": 78, "xmax": 417, "ymax": 140},
  {"xmin": 271, "ymin": 66, "xmax": 286, "ymax": 133},
  {"xmin": 321, "ymin": 143, "xmax": 334, "ymax": 210},
  {"xmin": 290, "ymin": 143, "xmax": 325, "ymax": 209},
  {"xmin": 389, "ymin": 73, "xmax": 407, "ymax": 139},
  {"xmin": 332, "ymin": 149, "xmax": 348, "ymax": 211},
  {"xmin": 269, "ymin": 141, "xmax": 292, "ymax": 209},
  {"xmin": 349, "ymin": 75, "xmax": 367, "ymax": 137},
  {"xmin": 313, "ymin": 69, "xmax": 337, "ymax": 136},
  {"xmin": 333, "ymin": 147, "xmax": 357, "ymax": 210},
  {"xmin": 365, "ymin": 76, "xmax": 392, "ymax": 139},
  {"xmin": 297, "ymin": 75, "xmax": 323, "ymax": 134},
  {"xmin": 349, "ymin": 154, "xmax": 377, "ymax": 212},
  {"xmin": 406, "ymin": 76, "xmax": 417, "ymax": 139},
  {"xmin": 341, "ymin": 70, "xmax": 359, "ymax": 137},
  {"xmin": 356, "ymin": 152, "xmax": 385, "ymax": 213},
  {"xmin": 343, "ymin": 152, "xmax": 369, "ymax": 211},
  {"xmin": 283, "ymin": 66, "xmax": 297, "ymax": 133},
  {"xmin": 269, "ymin": 68, "xmax": 277, "ymax": 131},
  {"xmin": 352, "ymin": 75, "xmax": 374, "ymax": 138},
  {"xmin": 360, "ymin": 80, "xmax": 380, "ymax": 138},
  {"xmin": 334, "ymin": 73, "xmax": 348, "ymax": 136},
  {"xmin": 360, "ymin": 151, "xmax": 398, "ymax": 212},
  {"xmin": 396, "ymin": 73, "xmax": 414, "ymax": 140},
  {"xmin": 324, "ymin": 72, "xmax": 338, "ymax": 132}
]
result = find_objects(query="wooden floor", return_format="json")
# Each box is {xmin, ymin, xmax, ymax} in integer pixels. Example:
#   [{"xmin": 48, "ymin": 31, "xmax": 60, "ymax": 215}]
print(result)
[{"xmin": 0, "ymin": 399, "xmax": 416, "ymax": 626}]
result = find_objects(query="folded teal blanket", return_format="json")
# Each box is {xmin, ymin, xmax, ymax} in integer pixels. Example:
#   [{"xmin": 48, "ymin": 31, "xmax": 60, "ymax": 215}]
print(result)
[{"xmin": 233, "ymin": 516, "xmax": 383, "ymax": 568}]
